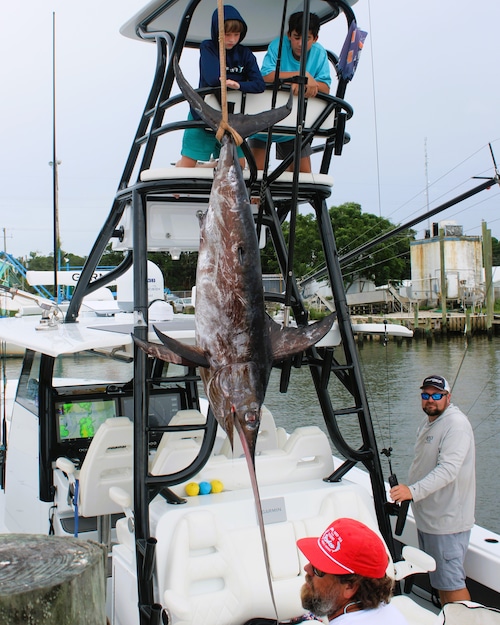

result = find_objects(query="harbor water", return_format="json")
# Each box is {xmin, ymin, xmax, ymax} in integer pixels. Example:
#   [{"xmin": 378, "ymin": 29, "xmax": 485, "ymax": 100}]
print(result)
[
  {"xmin": 2, "ymin": 334, "xmax": 499, "ymax": 533},
  {"xmin": 263, "ymin": 334, "xmax": 500, "ymax": 535}
]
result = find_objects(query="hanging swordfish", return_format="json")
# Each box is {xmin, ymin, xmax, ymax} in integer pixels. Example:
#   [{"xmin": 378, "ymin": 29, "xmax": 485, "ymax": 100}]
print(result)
[
  {"xmin": 135, "ymin": 57, "xmax": 336, "ymax": 464},
  {"xmin": 134, "ymin": 59, "xmax": 336, "ymax": 616}
]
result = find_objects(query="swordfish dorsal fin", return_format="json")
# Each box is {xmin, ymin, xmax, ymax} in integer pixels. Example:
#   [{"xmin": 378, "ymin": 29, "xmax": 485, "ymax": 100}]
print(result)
[
  {"xmin": 173, "ymin": 56, "xmax": 292, "ymax": 140},
  {"xmin": 268, "ymin": 313, "xmax": 336, "ymax": 364}
]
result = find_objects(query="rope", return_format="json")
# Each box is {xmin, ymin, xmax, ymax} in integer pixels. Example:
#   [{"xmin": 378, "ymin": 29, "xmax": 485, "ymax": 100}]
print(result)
[
  {"xmin": 216, "ymin": 119, "xmax": 243, "ymax": 146},
  {"xmin": 215, "ymin": 0, "xmax": 242, "ymax": 145}
]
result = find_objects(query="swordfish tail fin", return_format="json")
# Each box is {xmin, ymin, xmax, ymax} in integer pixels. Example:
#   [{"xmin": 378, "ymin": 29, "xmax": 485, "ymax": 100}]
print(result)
[{"xmin": 173, "ymin": 56, "xmax": 292, "ymax": 139}]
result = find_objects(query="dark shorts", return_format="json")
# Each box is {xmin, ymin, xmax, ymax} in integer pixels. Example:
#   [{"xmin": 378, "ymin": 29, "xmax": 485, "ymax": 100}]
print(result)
[
  {"xmin": 248, "ymin": 137, "xmax": 312, "ymax": 160},
  {"xmin": 418, "ymin": 529, "xmax": 470, "ymax": 591}
]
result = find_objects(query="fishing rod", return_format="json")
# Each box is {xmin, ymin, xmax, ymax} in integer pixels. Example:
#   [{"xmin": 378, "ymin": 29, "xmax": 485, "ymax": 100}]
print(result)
[{"xmin": 340, "ymin": 174, "xmax": 499, "ymax": 267}]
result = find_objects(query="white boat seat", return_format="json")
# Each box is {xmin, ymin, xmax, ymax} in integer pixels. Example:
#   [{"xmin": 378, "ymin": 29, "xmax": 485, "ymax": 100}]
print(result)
[
  {"xmin": 391, "ymin": 596, "xmax": 437, "ymax": 625},
  {"xmin": 140, "ymin": 90, "xmax": 337, "ymax": 190},
  {"xmin": 219, "ymin": 405, "xmax": 280, "ymax": 458},
  {"xmin": 139, "ymin": 89, "xmax": 338, "ymax": 191},
  {"xmin": 162, "ymin": 510, "xmax": 311, "ymax": 624},
  {"xmin": 140, "ymin": 167, "xmax": 334, "ymax": 188},
  {"xmin": 56, "ymin": 416, "xmax": 133, "ymax": 543},
  {"xmin": 77, "ymin": 417, "xmax": 133, "ymax": 517},
  {"xmin": 159, "ymin": 488, "xmax": 396, "ymax": 625},
  {"xmin": 163, "ymin": 510, "xmax": 252, "ymax": 625},
  {"xmin": 174, "ymin": 425, "xmax": 334, "ymax": 493},
  {"xmin": 149, "ymin": 409, "xmax": 207, "ymax": 476},
  {"xmin": 434, "ymin": 601, "xmax": 500, "ymax": 624}
]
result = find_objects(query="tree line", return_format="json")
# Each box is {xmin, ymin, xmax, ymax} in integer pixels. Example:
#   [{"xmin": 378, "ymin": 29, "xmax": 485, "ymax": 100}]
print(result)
[{"xmin": 19, "ymin": 202, "xmax": 500, "ymax": 295}]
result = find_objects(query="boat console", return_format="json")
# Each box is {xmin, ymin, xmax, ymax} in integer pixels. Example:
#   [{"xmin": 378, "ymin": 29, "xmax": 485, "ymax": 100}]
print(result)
[{"xmin": 52, "ymin": 384, "xmax": 187, "ymax": 467}]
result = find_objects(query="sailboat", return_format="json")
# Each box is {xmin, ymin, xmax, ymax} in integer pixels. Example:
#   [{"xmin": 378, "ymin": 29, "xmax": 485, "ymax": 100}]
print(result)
[{"xmin": 1, "ymin": 1, "xmax": 499, "ymax": 624}]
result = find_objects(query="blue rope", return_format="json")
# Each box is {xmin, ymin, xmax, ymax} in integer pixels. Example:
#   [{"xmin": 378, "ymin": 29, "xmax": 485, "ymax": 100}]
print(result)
[{"xmin": 73, "ymin": 479, "xmax": 79, "ymax": 537}]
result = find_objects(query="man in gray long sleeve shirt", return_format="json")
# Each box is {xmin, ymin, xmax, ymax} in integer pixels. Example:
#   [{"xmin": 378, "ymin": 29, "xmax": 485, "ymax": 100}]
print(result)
[{"xmin": 390, "ymin": 374, "xmax": 475, "ymax": 606}]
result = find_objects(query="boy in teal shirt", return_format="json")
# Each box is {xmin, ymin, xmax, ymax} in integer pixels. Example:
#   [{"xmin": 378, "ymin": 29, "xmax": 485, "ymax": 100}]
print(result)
[{"xmin": 249, "ymin": 12, "xmax": 331, "ymax": 173}]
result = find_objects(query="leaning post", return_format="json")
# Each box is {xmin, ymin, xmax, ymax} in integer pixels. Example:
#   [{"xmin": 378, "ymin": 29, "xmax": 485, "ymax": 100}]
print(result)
[
  {"xmin": 482, "ymin": 220, "xmax": 494, "ymax": 340},
  {"xmin": 439, "ymin": 228, "xmax": 447, "ymax": 333}
]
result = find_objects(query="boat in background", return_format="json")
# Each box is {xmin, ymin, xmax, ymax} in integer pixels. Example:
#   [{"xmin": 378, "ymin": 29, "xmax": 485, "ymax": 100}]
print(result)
[{"xmin": 1, "ymin": 1, "xmax": 499, "ymax": 624}]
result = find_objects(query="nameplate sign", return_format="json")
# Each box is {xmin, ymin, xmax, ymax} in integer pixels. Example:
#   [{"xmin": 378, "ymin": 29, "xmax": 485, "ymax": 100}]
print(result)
[{"xmin": 261, "ymin": 496, "xmax": 287, "ymax": 525}]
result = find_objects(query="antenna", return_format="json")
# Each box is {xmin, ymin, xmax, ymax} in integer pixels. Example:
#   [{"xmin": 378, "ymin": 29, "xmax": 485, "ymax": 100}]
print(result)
[
  {"xmin": 424, "ymin": 137, "xmax": 430, "ymax": 232},
  {"xmin": 51, "ymin": 11, "xmax": 61, "ymax": 303},
  {"xmin": 489, "ymin": 142, "xmax": 499, "ymax": 178},
  {"xmin": 472, "ymin": 142, "xmax": 500, "ymax": 181}
]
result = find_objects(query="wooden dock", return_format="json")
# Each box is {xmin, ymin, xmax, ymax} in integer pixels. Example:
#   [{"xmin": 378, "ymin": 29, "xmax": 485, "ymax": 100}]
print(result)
[{"xmin": 350, "ymin": 311, "xmax": 500, "ymax": 338}]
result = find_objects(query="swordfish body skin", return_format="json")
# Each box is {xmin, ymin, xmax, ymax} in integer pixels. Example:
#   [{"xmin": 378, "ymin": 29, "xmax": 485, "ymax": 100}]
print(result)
[
  {"xmin": 195, "ymin": 135, "xmax": 271, "ymax": 452},
  {"xmin": 133, "ymin": 60, "xmax": 336, "ymax": 459}
]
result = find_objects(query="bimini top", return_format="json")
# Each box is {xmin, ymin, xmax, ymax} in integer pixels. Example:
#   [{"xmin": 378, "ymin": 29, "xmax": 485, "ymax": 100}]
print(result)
[{"xmin": 121, "ymin": 0, "xmax": 358, "ymax": 50}]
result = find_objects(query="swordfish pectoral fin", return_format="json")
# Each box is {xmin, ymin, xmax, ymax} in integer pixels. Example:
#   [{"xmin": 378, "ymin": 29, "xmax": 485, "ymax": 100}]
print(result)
[
  {"xmin": 173, "ymin": 56, "xmax": 292, "ymax": 139},
  {"xmin": 152, "ymin": 326, "xmax": 210, "ymax": 368},
  {"xmin": 268, "ymin": 313, "xmax": 337, "ymax": 364},
  {"xmin": 131, "ymin": 332, "xmax": 209, "ymax": 369}
]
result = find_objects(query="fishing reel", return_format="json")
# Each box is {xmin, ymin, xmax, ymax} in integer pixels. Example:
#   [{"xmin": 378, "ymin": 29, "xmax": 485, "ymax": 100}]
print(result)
[{"xmin": 382, "ymin": 447, "xmax": 410, "ymax": 537}]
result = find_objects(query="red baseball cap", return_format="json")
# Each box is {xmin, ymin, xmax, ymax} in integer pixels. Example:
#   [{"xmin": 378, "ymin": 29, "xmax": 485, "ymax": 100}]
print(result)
[{"xmin": 297, "ymin": 518, "xmax": 388, "ymax": 579}]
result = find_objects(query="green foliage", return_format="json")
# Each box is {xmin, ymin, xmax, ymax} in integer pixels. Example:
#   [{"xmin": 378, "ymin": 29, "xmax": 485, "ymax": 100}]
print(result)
[
  {"xmin": 15, "ymin": 203, "xmax": 415, "ymax": 294},
  {"xmin": 260, "ymin": 213, "xmax": 325, "ymax": 277},
  {"xmin": 100, "ymin": 246, "xmax": 126, "ymax": 267},
  {"xmin": 261, "ymin": 202, "xmax": 415, "ymax": 289},
  {"xmin": 330, "ymin": 203, "xmax": 415, "ymax": 289},
  {"xmin": 492, "ymin": 237, "xmax": 500, "ymax": 266},
  {"xmin": 148, "ymin": 251, "xmax": 198, "ymax": 291},
  {"xmin": 25, "ymin": 251, "xmax": 56, "ymax": 271}
]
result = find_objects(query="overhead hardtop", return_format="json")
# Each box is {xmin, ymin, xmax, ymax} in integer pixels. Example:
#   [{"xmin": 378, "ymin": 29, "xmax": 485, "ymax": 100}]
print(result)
[
  {"xmin": 0, "ymin": 315, "xmax": 195, "ymax": 358},
  {"xmin": 120, "ymin": 0, "xmax": 358, "ymax": 50}
]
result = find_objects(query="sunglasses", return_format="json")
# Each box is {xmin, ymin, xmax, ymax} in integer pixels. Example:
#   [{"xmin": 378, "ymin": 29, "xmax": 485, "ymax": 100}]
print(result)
[
  {"xmin": 421, "ymin": 392, "xmax": 447, "ymax": 400},
  {"xmin": 312, "ymin": 566, "xmax": 326, "ymax": 578}
]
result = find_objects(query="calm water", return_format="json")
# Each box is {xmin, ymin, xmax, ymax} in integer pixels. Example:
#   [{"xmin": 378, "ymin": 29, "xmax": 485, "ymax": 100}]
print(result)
[
  {"xmin": 3, "ymin": 335, "xmax": 499, "ymax": 533},
  {"xmin": 263, "ymin": 334, "xmax": 500, "ymax": 535}
]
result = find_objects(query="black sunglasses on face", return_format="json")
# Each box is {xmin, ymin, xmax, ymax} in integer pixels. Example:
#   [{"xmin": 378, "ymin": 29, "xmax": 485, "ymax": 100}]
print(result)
[
  {"xmin": 312, "ymin": 565, "xmax": 326, "ymax": 577},
  {"xmin": 421, "ymin": 392, "xmax": 447, "ymax": 400}
]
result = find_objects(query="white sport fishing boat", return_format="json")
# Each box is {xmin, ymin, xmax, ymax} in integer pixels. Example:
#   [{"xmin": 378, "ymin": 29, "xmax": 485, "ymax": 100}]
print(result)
[{"xmin": 1, "ymin": 1, "xmax": 499, "ymax": 624}]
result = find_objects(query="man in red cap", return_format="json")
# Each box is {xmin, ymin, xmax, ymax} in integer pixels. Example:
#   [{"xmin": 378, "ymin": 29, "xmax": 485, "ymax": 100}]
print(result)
[
  {"xmin": 296, "ymin": 517, "xmax": 407, "ymax": 623},
  {"xmin": 390, "ymin": 374, "xmax": 475, "ymax": 606}
]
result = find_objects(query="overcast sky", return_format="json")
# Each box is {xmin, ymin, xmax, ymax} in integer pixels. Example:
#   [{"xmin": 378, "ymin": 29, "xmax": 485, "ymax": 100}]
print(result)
[{"xmin": 1, "ymin": 0, "xmax": 499, "ymax": 259}]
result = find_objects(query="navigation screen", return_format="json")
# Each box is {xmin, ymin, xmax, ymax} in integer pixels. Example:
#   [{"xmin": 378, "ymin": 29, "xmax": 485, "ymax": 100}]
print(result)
[
  {"xmin": 121, "ymin": 393, "xmax": 182, "ymax": 427},
  {"xmin": 56, "ymin": 398, "xmax": 117, "ymax": 441}
]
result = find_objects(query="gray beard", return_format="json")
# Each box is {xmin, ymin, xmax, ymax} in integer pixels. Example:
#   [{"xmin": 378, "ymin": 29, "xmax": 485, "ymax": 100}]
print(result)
[{"xmin": 301, "ymin": 584, "xmax": 337, "ymax": 617}]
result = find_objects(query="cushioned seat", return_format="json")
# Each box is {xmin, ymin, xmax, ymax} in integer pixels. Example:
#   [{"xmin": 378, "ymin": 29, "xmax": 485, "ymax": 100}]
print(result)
[
  {"xmin": 163, "ymin": 510, "xmax": 251, "ymax": 625},
  {"xmin": 219, "ymin": 405, "xmax": 282, "ymax": 458},
  {"xmin": 159, "ymin": 489, "xmax": 395, "ymax": 625},
  {"xmin": 55, "ymin": 416, "xmax": 133, "ymax": 544},
  {"xmin": 173, "ymin": 425, "xmax": 334, "ymax": 493},
  {"xmin": 140, "ymin": 166, "xmax": 334, "ymax": 188},
  {"xmin": 149, "ymin": 409, "xmax": 207, "ymax": 476}
]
